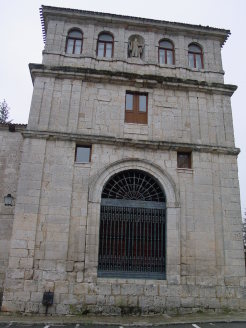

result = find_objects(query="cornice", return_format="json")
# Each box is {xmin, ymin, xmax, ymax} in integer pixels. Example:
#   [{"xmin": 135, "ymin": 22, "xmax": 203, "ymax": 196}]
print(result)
[
  {"xmin": 40, "ymin": 6, "xmax": 230, "ymax": 46},
  {"xmin": 22, "ymin": 129, "xmax": 240, "ymax": 156},
  {"xmin": 29, "ymin": 64, "xmax": 237, "ymax": 96},
  {"xmin": 0, "ymin": 123, "xmax": 27, "ymax": 132}
]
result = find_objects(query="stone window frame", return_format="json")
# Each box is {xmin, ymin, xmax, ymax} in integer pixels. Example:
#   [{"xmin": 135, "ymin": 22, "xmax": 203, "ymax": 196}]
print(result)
[
  {"xmin": 158, "ymin": 39, "xmax": 175, "ymax": 65},
  {"xmin": 87, "ymin": 158, "xmax": 181, "ymax": 283},
  {"xmin": 65, "ymin": 28, "xmax": 83, "ymax": 55},
  {"xmin": 96, "ymin": 32, "xmax": 114, "ymax": 58},
  {"xmin": 188, "ymin": 43, "xmax": 204, "ymax": 69},
  {"xmin": 177, "ymin": 151, "xmax": 192, "ymax": 169},
  {"xmin": 75, "ymin": 145, "xmax": 92, "ymax": 163},
  {"xmin": 125, "ymin": 91, "xmax": 148, "ymax": 124},
  {"xmin": 98, "ymin": 169, "xmax": 167, "ymax": 280}
]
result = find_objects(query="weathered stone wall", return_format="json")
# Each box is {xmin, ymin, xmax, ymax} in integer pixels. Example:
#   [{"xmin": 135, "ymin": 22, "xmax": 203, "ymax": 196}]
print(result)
[
  {"xmin": 42, "ymin": 18, "xmax": 224, "ymax": 83},
  {"xmin": 2, "ymin": 140, "xmax": 245, "ymax": 314},
  {"xmin": 28, "ymin": 77, "xmax": 235, "ymax": 148},
  {"xmin": 2, "ymin": 7, "xmax": 244, "ymax": 315},
  {"xmin": 0, "ymin": 126, "xmax": 24, "ymax": 295}
]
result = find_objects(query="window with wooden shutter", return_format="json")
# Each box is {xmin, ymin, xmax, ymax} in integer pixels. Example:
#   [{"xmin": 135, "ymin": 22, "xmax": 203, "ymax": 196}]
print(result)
[{"xmin": 125, "ymin": 92, "xmax": 148, "ymax": 124}]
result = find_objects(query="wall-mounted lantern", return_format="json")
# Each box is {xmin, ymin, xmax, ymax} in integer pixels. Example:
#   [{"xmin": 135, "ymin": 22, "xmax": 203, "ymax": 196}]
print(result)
[{"xmin": 4, "ymin": 194, "xmax": 14, "ymax": 206}]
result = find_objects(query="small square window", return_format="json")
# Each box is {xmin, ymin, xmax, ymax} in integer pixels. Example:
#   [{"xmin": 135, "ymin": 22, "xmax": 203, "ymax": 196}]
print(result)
[
  {"xmin": 75, "ymin": 146, "xmax": 91, "ymax": 163},
  {"xmin": 177, "ymin": 152, "xmax": 192, "ymax": 169}
]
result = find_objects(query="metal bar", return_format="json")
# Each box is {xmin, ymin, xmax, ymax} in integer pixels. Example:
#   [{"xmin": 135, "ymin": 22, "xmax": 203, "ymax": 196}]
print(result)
[
  {"xmin": 101, "ymin": 198, "xmax": 165, "ymax": 209},
  {"xmin": 124, "ymin": 209, "xmax": 127, "ymax": 270},
  {"xmin": 98, "ymin": 270, "xmax": 166, "ymax": 280},
  {"xmin": 131, "ymin": 208, "xmax": 134, "ymax": 264},
  {"xmin": 149, "ymin": 210, "xmax": 153, "ymax": 258},
  {"xmin": 154, "ymin": 210, "xmax": 156, "ymax": 271},
  {"xmin": 135, "ymin": 208, "xmax": 138, "ymax": 261},
  {"xmin": 116, "ymin": 207, "xmax": 119, "ymax": 258},
  {"xmin": 109, "ymin": 207, "xmax": 112, "ymax": 269},
  {"xmin": 98, "ymin": 204, "xmax": 166, "ymax": 278},
  {"xmin": 112, "ymin": 206, "xmax": 116, "ymax": 259},
  {"xmin": 128, "ymin": 209, "xmax": 130, "ymax": 271}
]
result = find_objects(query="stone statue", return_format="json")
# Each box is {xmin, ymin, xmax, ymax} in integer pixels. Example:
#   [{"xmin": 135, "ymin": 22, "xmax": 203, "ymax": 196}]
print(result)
[{"xmin": 129, "ymin": 37, "xmax": 143, "ymax": 58}]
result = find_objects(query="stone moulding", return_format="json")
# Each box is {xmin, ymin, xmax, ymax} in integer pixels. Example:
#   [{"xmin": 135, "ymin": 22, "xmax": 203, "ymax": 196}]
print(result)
[
  {"xmin": 42, "ymin": 51, "xmax": 226, "ymax": 77},
  {"xmin": 22, "ymin": 129, "xmax": 240, "ymax": 156},
  {"xmin": 29, "ymin": 64, "xmax": 237, "ymax": 96},
  {"xmin": 88, "ymin": 157, "xmax": 179, "ymax": 207}
]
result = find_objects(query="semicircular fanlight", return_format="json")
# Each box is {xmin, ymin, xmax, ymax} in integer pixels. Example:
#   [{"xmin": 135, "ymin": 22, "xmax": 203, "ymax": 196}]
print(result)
[{"xmin": 102, "ymin": 169, "xmax": 165, "ymax": 202}]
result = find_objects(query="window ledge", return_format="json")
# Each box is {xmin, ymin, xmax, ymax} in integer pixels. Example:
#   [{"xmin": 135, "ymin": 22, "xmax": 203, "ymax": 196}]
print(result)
[
  {"xmin": 97, "ymin": 277, "xmax": 167, "ymax": 284},
  {"xmin": 124, "ymin": 122, "xmax": 148, "ymax": 126},
  {"xmin": 159, "ymin": 63, "xmax": 175, "ymax": 68},
  {"xmin": 74, "ymin": 162, "xmax": 91, "ymax": 167},
  {"xmin": 127, "ymin": 57, "xmax": 144, "ymax": 63},
  {"xmin": 187, "ymin": 67, "xmax": 205, "ymax": 72},
  {"xmin": 177, "ymin": 168, "xmax": 194, "ymax": 174},
  {"xmin": 63, "ymin": 53, "xmax": 83, "ymax": 58},
  {"xmin": 96, "ymin": 56, "xmax": 114, "ymax": 61}
]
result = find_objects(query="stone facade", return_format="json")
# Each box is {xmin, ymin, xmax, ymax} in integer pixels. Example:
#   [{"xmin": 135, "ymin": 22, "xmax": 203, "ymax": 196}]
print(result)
[
  {"xmin": 0, "ymin": 6, "xmax": 245, "ymax": 314},
  {"xmin": 0, "ymin": 124, "xmax": 26, "ymax": 305}
]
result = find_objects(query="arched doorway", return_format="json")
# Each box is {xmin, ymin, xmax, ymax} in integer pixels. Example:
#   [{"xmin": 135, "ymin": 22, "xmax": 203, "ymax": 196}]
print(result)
[{"xmin": 98, "ymin": 169, "xmax": 166, "ymax": 279}]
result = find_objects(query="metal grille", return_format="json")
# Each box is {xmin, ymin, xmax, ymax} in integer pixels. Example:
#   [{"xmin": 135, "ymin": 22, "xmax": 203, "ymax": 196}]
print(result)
[
  {"xmin": 102, "ymin": 170, "xmax": 165, "ymax": 202},
  {"xmin": 98, "ymin": 170, "xmax": 166, "ymax": 279}
]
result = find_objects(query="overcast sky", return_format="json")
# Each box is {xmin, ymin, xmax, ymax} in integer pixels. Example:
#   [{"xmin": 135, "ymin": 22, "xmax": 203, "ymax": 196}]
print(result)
[{"xmin": 0, "ymin": 0, "xmax": 245, "ymax": 215}]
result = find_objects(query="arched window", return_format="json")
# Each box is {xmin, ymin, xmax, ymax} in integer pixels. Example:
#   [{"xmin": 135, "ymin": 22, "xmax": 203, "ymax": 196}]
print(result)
[
  {"xmin": 66, "ymin": 29, "xmax": 83, "ymax": 54},
  {"xmin": 159, "ymin": 39, "xmax": 174, "ymax": 65},
  {"xmin": 188, "ymin": 43, "xmax": 203, "ymax": 69},
  {"xmin": 98, "ymin": 169, "xmax": 166, "ymax": 279},
  {"xmin": 97, "ymin": 32, "xmax": 114, "ymax": 58}
]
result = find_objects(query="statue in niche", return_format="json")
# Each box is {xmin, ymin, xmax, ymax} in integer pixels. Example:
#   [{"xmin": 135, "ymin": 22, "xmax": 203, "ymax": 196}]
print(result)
[{"xmin": 128, "ymin": 37, "xmax": 143, "ymax": 58}]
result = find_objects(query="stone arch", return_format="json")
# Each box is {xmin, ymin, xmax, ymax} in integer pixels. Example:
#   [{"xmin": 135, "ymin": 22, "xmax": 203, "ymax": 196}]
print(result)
[{"xmin": 88, "ymin": 158, "xmax": 179, "ymax": 207}]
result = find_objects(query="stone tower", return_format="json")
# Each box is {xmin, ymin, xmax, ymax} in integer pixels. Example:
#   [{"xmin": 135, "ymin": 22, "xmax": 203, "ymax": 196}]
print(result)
[{"xmin": 1, "ymin": 5, "xmax": 245, "ymax": 314}]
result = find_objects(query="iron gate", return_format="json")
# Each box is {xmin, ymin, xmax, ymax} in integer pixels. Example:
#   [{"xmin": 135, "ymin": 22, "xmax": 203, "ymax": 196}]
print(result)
[{"xmin": 98, "ymin": 169, "xmax": 166, "ymax": 279}]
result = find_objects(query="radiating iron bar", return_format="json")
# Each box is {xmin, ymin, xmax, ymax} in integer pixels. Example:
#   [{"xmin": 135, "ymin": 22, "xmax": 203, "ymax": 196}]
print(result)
[
  {"xmin": 122, "ymin": 175, "xmax": 133, "ymax": 195},
  {"xmin": 139, "ymin": 181, "xmax": 156, "ymax": 196},
  {"xmin": 137, "ymin": 175, "xmax": 146, "ymax": 195}
]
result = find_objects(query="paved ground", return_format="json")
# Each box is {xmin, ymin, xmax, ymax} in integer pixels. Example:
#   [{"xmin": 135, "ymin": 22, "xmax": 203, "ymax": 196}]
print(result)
[
  {"xmin": 1, "ymin": 312, "xmax": 246, "ymax": 327},
  {"xmin": 0, "ymin": 324, "xmax": 246, "ymax": 328}
]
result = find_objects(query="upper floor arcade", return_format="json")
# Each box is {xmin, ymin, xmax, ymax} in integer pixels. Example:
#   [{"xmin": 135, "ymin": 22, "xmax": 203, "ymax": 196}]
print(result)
[{"xmin": 40, "ymin": 6, "xmax": 230, "ymax": 84}]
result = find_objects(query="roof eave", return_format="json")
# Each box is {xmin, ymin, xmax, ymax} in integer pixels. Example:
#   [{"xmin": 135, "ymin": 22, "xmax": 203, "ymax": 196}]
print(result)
[{"xmin": 40, "ymin": 5, "xmax": 230, "ymax": 46}]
